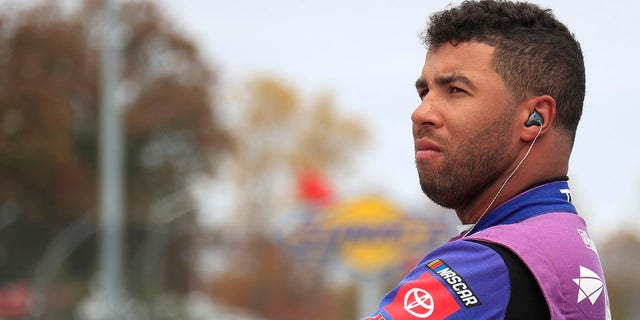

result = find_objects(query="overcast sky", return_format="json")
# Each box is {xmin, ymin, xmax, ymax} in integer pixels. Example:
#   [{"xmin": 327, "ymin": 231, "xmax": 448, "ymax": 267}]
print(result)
[
  {"xmin": 152, "ymin": 0, "xmax": 640, "ymax": 239},
  {"xmin": 4, "ymin": 0, "xmax": 636, "ymax": 239}
]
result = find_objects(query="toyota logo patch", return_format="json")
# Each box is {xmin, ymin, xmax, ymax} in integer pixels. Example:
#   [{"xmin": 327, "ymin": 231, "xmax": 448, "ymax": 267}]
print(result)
[{"xmin": 404, "ymin": 288, "xmax": 435, "ymax": 318}]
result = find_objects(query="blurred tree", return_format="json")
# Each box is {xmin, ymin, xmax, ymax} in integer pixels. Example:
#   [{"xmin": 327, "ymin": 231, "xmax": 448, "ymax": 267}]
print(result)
[
  {"xmin": 600, "ymin": 230, "xmax": 640, "ymax": 319},
  {"xmin": 207, "ymin": 77, "xmax": 367, "ymax": 319},
  {"xmin": 212, "ymin": 233, "xmax": 357, "ymax": 320},
  {"xmin": 0, "ymin": 0, "xmax": 230, "ymax": 315},
  {"xmin": 228, "ymin": 77, "xmax": 367, "ymax": 231}
]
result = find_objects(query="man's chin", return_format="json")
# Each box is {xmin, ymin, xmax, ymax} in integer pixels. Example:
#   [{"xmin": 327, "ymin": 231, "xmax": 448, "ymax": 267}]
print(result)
[{"xmin": 420, "ymin": 185, "xmax": 458, "ymax": 209}]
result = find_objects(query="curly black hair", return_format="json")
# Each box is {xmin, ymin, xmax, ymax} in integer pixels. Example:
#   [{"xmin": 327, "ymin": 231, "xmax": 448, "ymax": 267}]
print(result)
[{"xmin": 422, "ymin": 0, "xmax": 584, "ymax": 139}]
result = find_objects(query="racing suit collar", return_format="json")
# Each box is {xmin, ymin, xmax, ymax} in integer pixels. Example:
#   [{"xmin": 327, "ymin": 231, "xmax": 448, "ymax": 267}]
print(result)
[{"xmin": 465, "ymin": 178, "xmax": 577, "ymax": 237}]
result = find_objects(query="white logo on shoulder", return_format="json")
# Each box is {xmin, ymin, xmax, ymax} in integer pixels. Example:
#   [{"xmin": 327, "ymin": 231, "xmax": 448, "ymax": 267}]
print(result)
[
  {"xmin": 573, "ymin": 266, "xmax": 604, "ymax": 305},
  {"xmin": 560, "ymin": 189, "xmax": 572, "ymax": 202},
  {"xmin": 404, "ymin": 288, "xmax": 435, "ymax": 318},
  {"xmin": 577, "ymin": 229, "xmax": 599, "ymax": 255}
]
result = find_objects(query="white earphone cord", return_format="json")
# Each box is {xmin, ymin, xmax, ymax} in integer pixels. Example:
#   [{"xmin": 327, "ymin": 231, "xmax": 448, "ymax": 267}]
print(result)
[{"xmin": 463, "ymin": 125, "xmax": 543, "ymax": 238}]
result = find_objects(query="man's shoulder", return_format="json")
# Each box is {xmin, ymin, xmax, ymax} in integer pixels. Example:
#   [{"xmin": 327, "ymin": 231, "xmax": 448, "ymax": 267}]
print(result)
[
  {"xmin": 468, "ymin": 211, "xmax": 593, "ymax": 256},
  {"xmin": 364, "ymin": 240, "xmax": 513, "ymax": 319},
  {"xmin": 467, "ymin": 212, "xmax": 610, "ymax": 319}
]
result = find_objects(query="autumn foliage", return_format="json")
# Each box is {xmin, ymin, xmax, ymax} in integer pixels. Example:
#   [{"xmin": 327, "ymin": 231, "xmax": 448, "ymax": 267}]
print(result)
[
  {"xmin": 0, "ymin": 0, "xmax": 229, "ymax": 315},
  {"xmin": 0, "ymin": 1, "xmax": 368, "ymax": 318}
]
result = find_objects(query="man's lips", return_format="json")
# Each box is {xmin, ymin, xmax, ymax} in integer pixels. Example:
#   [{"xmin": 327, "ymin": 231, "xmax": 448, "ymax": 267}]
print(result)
[{"xmin": 415, "ymin": 139, "xmax": 443, "ymax": 160}]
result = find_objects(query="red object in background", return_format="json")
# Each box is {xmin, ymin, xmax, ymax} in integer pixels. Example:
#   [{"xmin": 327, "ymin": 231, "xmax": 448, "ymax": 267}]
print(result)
[
  {"xmin": 0, "ymin": 283, "xmax": 30, "ymax": 317},
  {"xmin": 296, "ymin": 169, "xmax": 334, "ymax": 205}
]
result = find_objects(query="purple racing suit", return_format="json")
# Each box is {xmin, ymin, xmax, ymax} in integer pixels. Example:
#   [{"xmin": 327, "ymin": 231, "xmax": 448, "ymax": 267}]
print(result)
[{"xmin": 364, "ymin": 180, "xmax": 611, "ymax": 319}]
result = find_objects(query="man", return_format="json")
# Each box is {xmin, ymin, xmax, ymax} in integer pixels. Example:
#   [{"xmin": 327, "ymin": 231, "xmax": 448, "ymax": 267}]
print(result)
[{"xmin": 364, "ymin": 1, "xmax": 610, "ymax": 319}]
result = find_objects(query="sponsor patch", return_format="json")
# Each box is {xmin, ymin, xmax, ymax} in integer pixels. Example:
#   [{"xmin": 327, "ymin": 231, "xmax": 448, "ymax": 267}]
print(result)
[
  {"xmin": 384, "ymin": 271, "xmax": 460, "ymax": 319},
  {"xmin": 426, "ymin": 259, "xmax": 482, "ymax": 308},
  {"xmin": 573, "ymin": 266, "xmax": 604, "ymax": 305},
  {"xmin": 577, "ymin": 229, "xmax": 599, "ymax": 255}
]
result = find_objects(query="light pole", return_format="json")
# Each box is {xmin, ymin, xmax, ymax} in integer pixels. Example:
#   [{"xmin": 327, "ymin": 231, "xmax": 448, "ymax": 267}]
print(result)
[{"xmin": 96, "ymin": 0, "xmax": 126, "ymax": 318}]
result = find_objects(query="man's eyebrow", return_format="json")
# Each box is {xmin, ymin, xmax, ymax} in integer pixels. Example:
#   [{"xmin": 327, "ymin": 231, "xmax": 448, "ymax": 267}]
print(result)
[
  {"xmin": 435, "ymin": 73, "xmax": 476, "ymax": 90},
  {"xmin": 414, "ymin": 73, "xmax": 476, "ymax": 91},
  {"xmin": 415, "ymin": 79, "xmax": 427, "ymax": 90}
]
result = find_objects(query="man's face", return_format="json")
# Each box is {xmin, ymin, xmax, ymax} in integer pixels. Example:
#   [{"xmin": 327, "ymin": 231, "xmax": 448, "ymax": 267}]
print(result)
[{"xmin": 412, "ymin": 42, "xmax": 519, "ymax": 210}]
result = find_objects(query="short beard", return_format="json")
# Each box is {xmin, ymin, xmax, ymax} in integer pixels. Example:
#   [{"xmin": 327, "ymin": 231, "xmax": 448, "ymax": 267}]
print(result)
[{"xmin": 417, "ymin": 111, "xmax": 515, "ymax": 210}]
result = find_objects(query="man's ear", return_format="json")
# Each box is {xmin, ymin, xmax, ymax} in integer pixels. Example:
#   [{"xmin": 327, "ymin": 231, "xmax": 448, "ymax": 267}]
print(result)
[{"xmin": 519, "ymin": 95, "xmax": 556, "ymax": 142}]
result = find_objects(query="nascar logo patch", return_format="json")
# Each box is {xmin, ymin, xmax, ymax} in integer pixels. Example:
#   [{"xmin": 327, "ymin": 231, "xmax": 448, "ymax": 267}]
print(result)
[{"xmin": 427, "ymin": 259, "xmax": 482, "ymax": 308}]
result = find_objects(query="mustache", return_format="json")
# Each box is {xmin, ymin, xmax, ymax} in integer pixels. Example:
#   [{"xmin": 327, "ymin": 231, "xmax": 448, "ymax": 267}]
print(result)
[{"xmin": 414, "ymin": 126, "xmax": 444, "ymax": 143}]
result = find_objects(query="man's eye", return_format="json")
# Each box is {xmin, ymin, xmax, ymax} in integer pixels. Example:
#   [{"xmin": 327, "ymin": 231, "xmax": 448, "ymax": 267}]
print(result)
[
  {"xmin": 449, "ymin": 87, "xmax": 466, "ymax": 94},
  {"xmin": 418, "ymin": 89, "xmax": 429, "ymax": 99}
]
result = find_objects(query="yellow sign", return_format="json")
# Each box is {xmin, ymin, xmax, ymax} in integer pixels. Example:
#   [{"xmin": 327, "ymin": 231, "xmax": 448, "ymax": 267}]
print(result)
[{"xmin": 283, "ymin": 195, "xmax": 447, "ymax": 274}]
